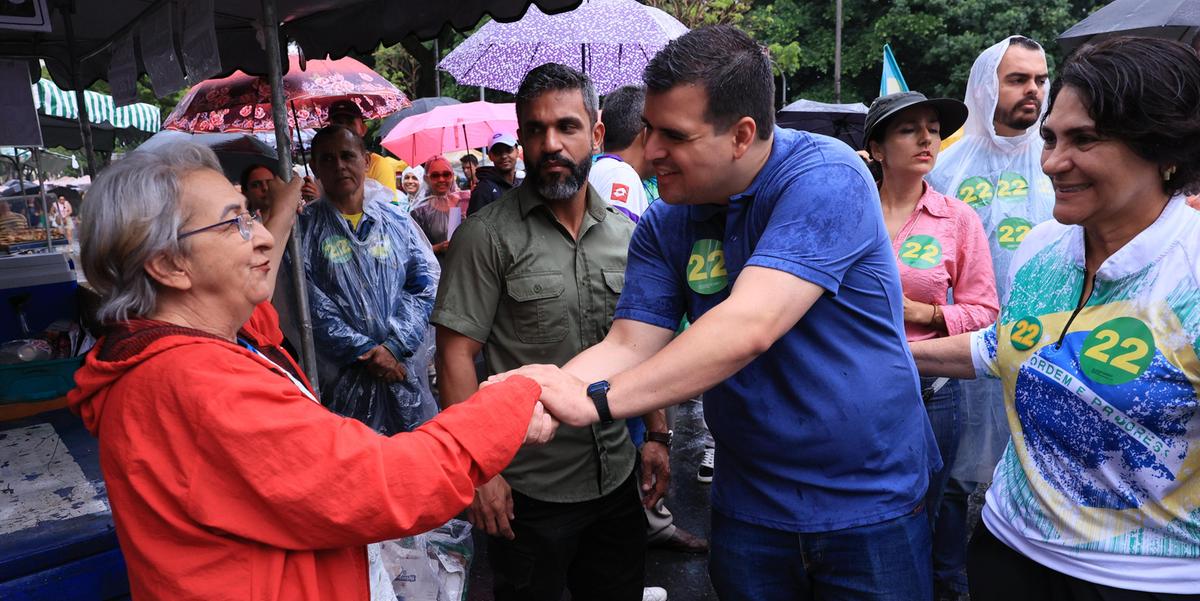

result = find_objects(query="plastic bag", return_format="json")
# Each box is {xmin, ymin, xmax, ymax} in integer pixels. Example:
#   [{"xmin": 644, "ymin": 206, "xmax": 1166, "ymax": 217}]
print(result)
[
  {"xmin": 376, "ymin": 519, "xmax": 475, "ymax": 601},
  {"xmin": 297, "ymin": 178, "xmax": 441, "ymax": 435},
  {"xmin": 927, "ymin": 35, "xmax": 1056, "ymax": 305},
  {"xmin": 926, "ymin": 36, "xmax": 1057, "ymax": 482}
]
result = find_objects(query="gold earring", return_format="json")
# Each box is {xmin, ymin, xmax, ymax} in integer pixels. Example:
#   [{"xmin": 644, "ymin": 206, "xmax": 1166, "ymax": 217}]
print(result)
[{"xmin": 1164, "ymin": 165, "xmax": 1177, "ymax": 181}]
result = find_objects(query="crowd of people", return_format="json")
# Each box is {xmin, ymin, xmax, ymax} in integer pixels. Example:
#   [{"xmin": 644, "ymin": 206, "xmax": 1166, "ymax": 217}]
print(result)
[{"xmin": 59, "ymin": 20, "xmax": 1200, "ymax": 601}]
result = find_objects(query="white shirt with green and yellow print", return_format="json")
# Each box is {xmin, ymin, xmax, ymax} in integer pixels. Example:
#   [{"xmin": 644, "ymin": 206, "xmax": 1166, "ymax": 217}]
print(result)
[{"xmin": 970, "ymin": 195, "xmax": 1200, "ymax": 594}]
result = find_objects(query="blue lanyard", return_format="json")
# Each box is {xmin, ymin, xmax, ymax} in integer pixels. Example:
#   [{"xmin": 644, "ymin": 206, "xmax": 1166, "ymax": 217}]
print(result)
[{"xmin": 237, "ymin": 338, "xmax": 318, "ymax": 403}]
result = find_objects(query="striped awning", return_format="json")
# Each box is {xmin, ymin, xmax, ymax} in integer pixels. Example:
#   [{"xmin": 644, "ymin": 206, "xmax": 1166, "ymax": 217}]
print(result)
[{"xmin": 32, "ymin": 79, "xmax": 162, "ymax": 133}]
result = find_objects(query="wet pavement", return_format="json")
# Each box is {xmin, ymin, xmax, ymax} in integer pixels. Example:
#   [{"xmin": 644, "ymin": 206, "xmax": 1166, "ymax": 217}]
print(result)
[{"xmin": 467, "ymin": 399, "xmax": 719, "ymax": 600}]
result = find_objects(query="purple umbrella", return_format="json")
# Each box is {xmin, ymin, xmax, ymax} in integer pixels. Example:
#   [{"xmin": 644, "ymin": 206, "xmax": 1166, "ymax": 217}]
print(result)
[{"xmin": 438, "ymin": 0, "xmax": 689, "ymax": 95}]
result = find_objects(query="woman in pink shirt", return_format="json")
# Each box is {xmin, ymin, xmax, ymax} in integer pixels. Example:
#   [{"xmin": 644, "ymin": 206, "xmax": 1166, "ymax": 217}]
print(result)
[{"xmin": 864, "ymin": 91, "xmax": 999, "ymax": 599}]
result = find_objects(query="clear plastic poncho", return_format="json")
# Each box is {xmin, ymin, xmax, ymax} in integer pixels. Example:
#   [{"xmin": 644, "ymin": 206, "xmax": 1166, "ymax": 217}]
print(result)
[
  {"xmin": 399, "ymin": 165, "xmax": 427, "ymax": 213},
  {"xmin": 296, "ymin": 178, "xmax": 440, "ymax": 435},
  {"xmin": 927, "ymin": 36, "xmax": 1057, "ymax": 483}
]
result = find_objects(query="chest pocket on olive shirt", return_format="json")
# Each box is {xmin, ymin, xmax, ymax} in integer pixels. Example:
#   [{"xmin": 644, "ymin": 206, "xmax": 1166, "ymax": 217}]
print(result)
[
  {"xmin": 506, "ymin": 271, "xmax": 568, "ymax": 344},
  {"xmin": 602, "ymin": 269, "xmax": 625, "ymax": 321}
]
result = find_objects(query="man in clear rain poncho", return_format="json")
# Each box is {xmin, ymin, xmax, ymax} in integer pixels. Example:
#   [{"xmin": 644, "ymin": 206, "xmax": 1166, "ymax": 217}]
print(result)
[
  {"xmin": 297, "ymin": 124, "xmax": 440, "ymax": 435},
  {"xmin": 925, "ymin": 35, "xmax": 1056, "ymax": 599}
]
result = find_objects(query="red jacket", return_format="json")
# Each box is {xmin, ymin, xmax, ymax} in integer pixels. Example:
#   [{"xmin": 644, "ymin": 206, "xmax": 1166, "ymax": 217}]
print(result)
[{"xmin": 67, "ymin": 303, "xmax": 538, "ymax": 600}]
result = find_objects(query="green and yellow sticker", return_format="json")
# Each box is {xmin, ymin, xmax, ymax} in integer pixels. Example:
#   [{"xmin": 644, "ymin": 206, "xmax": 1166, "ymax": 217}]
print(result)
[
  {"xmin": 956, "ymin": 176, "xmax": 994, "ymax": 208},
  {"xmin": 687, "ymin": 239, "xmax": 728, "ymax": 294},
  {"xmin": 996, "ymin": 172, "xmax": 1029, "ymax": 201},
  {"xmin": 1009, "ymin": 316, "xmax": 1043, "ymax": 351},
  {"xmin": 1079, "ymin": 317, "xmax": 1156, "ymax": 386},
  {"xmin": 898, "ymin": 234, "xmax": 942, "ymax": 270},
  {"xmin": 368, "ymin": 235, "xmax": 391, "ymax": 260},
  {"xmin": 996, "ymin": 217, "xmax": 1033, "ymax": 250},
  {"xmin": 321, "ymin": 235, "xmax": 353, "ymax": 264}
]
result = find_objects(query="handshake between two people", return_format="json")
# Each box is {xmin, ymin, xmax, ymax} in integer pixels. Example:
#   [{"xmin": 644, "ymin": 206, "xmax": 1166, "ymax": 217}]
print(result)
[
  {"xmin": 492, "ymin": 365, "xmax": 603, "ymax": 446},
  {"xmin": 481, "ymin": 365, "xmax": 672, "ymax": 540}
]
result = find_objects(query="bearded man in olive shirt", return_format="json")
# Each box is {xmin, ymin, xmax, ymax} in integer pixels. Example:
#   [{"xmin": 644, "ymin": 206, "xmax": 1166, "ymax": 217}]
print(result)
[{"xmin": 432, "ymin": 64, "xmax": 668, "ymax": 601}]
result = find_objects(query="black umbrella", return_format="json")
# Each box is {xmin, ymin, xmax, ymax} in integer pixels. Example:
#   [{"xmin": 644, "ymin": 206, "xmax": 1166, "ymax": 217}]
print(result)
[
  {"xmin": 0, "ymin": 179, "xmax": 40, "ymax": 197},
  {"xmin": 379, "ymin": 96, "xmax": 463, "ymax": 139},
  {"xmin": 777, "ymin": 99, "xmax": 869, "ymax": 150},
  {"xmin": 138, "ymin": 131, "xmax": 279, "ymax": 183},
  {"xmin": 1058, "ymin": 0, "xmax": 1200, "ymax": 52}
]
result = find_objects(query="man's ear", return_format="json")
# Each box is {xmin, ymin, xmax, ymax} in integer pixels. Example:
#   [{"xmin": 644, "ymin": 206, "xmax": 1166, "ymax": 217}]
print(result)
[
  {"xmin": 144, "ymin": 251, "xmax": 193, "ymax": 293},
  {"xmin": 730, "ymin": 116, "xmax": 758, "ymax": 160},
  {"xmin": 592, "ymin": 120, "xmax": 606, "ymax": 155}
]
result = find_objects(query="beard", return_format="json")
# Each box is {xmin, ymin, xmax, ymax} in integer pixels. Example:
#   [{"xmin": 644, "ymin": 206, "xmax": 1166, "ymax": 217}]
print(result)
[
  {"xmin": 528, "ymin": 152, "xmax": 591, "ymax": 201},
  {"xmin": 994, "ymin": 99, "xmax": 1041, "ymax": 133}
]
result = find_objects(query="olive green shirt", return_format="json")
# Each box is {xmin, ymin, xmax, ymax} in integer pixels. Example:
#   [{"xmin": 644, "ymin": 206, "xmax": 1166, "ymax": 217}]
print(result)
[{"xmin": 431, "ymin": 182, "xmax": 637, "ymax": 503}]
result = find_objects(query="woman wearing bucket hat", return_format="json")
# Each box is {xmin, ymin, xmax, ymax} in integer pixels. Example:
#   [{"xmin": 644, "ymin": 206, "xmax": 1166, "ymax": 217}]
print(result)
[{"xmin": 865, "ymin": 91, "xmax": 1000, "ymax": 599}]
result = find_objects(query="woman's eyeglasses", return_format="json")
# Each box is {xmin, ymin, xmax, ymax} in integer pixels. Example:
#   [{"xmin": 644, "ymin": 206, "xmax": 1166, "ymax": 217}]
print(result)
[
  {"xmin": 428, "ymin": 171, "xmax": 455, "ymax": 179},
  {"xmin": 178, "ymin": 210, "xmax": 263, "ymax": 242}
]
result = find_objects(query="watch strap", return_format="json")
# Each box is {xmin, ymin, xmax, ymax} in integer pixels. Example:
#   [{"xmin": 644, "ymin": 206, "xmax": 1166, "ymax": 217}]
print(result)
[
  {"xmin": 586, "ymin": 380, "xmax": 614, "ymax": 424},
  {"xmin": 644, "ymin": 430, "xmax": 672, "ymax": 446}
]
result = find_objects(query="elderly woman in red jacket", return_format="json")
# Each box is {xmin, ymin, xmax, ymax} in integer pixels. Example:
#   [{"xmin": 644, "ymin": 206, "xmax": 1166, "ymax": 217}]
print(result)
[{"xmin": 69, "ymin": 140, "xmax": 555, "ymax": 600}]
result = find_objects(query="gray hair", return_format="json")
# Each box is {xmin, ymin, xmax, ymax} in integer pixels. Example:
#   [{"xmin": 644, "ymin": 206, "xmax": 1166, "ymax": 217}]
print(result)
[{"xmin": 79, "ymin": 140, "xmax": 222, "ymax": 323}]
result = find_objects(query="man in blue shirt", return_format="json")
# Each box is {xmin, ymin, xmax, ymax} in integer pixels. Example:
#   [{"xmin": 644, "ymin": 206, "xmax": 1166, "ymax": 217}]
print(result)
[{"xmin": 504, "ymin": 25, "xmax": 939, "ymax": 600}]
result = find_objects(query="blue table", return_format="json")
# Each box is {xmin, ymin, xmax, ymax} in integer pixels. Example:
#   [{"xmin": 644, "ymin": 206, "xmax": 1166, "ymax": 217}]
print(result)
[{"xmin": 0, "ymin": 409, "xmax": 129, "ymax": 600}]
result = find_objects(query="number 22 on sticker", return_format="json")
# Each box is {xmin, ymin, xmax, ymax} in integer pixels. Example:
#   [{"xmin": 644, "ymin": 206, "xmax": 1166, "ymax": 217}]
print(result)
[
  {"xmin": 1078, "ymin": 317, "xmax": 1156, "ymax": 385},
  {"xmin": 687, "ymin": 250, "xmax": 726, "ymax": 281},
  {"xmin": 686, "ymin": 239, "xmax": 729, "ymax": 294},
  {"xmin": 997, "ymin": 224, "xmax": 1030, "ymax": 243},
  {"xmin": 1010, "ymin": 318, "xmax": 1041, "ymax": 350},
  {"xmin": 1082, "ymin": 330, "xmax": 1149, "ymax": 375},
  {"xmin": 898, "ymin": 235, "xmax": 942, "ymax": 269},
  {"xmin": 901, "ymin": 242, "xmax": 938, "ymax": 262}
]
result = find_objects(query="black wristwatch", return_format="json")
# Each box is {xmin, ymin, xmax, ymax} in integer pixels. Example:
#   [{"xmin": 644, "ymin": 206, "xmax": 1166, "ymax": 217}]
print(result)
[
  {"xmin": 644, "ymin": 429, "xmax": 673, "ymax": 447},
  {"xmin": 586, "ymin": 380, "xmax": 615, "ymax": 425}
]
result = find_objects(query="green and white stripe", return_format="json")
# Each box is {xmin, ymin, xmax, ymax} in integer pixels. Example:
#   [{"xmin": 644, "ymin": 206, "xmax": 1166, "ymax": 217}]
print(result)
[{"xmin": 32, "ymin": 79, "xmax": 161, "ymax": 133}]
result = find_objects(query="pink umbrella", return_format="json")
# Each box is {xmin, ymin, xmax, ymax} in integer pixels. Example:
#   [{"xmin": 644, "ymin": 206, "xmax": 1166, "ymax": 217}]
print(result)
[
  {"xmin": 381, "ymin": 101, "xmax": 518, "ymax": 166},
  {"xmin": 163, "ymin": 55, "xmax": 410, "ymax": 133}
]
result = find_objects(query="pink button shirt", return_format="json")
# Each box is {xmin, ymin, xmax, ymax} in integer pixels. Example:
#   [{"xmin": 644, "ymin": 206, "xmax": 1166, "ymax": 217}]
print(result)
[{"xmin": 891, "ymin": 183, "xmax": 999, "ymax": 341}]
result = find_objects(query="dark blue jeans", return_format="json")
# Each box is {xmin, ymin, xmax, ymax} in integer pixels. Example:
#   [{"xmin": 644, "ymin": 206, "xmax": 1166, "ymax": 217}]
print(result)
[
  {"xmin": 922, "ymin": 377, "xmax": 961, "ymax": 523},
  {"xmin": 933, "ymin": 478, "xmax": 974, "ymax": 594},
  {"xmin": 709, "ymin": 507, "xmax": 932, "ymax": 601},
  {"xmin": 922, "ymin": 378, "xmax": 964, "ymax": 595}
]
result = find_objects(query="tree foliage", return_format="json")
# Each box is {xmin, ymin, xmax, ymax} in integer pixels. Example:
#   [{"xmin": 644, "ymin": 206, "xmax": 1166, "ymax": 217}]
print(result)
[
  {"xmin": 644, "ymin": 0, "xmax": 752, "ymax": 29},
  {"xmin": 743, "ymin": 0, "xmax": 1100, "ymax": 106},
  {"xmin": 366, "ymin": 22, "xmax": 503, "ymax": 105}
]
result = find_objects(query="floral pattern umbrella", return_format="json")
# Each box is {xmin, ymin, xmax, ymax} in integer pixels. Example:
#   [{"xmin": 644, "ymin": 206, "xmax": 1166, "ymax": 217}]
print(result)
[
  {"xmin": 163, "ymin": 55, "xmax": 410, "ymax": 133},
  {"xmin": 438, "ymin": 0, "xmax": 689, "ymax": 95}
]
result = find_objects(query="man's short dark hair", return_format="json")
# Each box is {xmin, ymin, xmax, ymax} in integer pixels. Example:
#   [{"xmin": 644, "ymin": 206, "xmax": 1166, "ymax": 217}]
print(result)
[
  {"xmin": 460, "ymin": 153, "xmax": 479, "ymax": 166},
  {"xmin": 239, "ymin": 163, "xmax": 275, "ymax": 191},
  {"xmin": 311, "ymin": 124, "xmax": 367, "ymax": 156},
  {"xmin": 516, "ymin": 63, "xmax": 599, "ymax": 126},
  {"xmin": 601, "ymin": 85, "xmax": 646, "ymax": 152},
  {"xmin": 642, "ymin": 25, "xmax": 774, "ymax": 140},
  {"xmin": 1008, "ymin": 36, "xmax": 1043, "ymax": 52}
]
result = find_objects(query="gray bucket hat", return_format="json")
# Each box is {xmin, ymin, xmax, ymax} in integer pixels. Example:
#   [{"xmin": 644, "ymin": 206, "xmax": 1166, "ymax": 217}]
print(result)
[{"xmin": 862, "ymin": 91, "xmax": 968, "ymax": 150}]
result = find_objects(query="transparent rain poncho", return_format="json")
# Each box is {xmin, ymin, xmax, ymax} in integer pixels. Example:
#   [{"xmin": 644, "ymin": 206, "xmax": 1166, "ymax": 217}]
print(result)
[
  {"xmin": 927, "ymin": 36, "xmax": 1057, "ymax": 483},
  {"xmin": 296, "ymin": 178, "xmax": 440, "ymax": 435}
]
